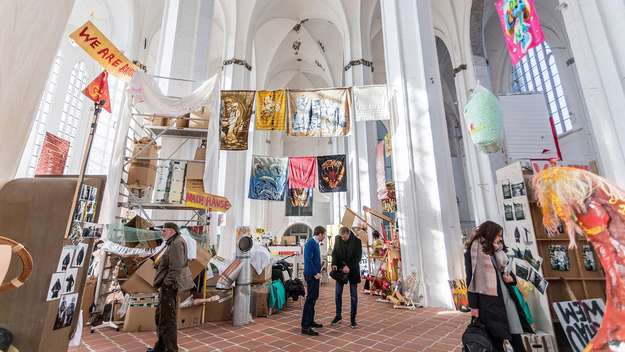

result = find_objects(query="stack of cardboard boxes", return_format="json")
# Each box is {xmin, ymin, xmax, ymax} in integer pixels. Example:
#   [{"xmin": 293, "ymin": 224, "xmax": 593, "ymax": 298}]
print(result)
[
  {"xmin": 127, "ymin": 138, "xmax": 159, "ymax": 203},
  {"xmin": 185, "ymin": 147, "xmax": 206, "ymax": 193}
]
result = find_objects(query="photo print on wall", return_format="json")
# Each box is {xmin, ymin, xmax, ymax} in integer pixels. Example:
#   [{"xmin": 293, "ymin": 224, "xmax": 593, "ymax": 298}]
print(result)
[
  {"xmin": 513, "ymin": 202, "xmax": 525, "ymax": 220},
  {"xmin": 549, "ymin": 244, "xmax": 570, "ymax": 272},
  {"xmin": 46, "ymin": 272, "xmax": 65, "ymax": 301},
  {"xmin": 54, "ymin": 293, "xmax": 78, "ymax": 330},
  {"xmin": 56, "ymin": 246, "xmax": 75, "ymax": 272},
  {"xmin": 582, "ymin": 245, "xmax": 598, "ymax": 272},
  {"xmin": 502, "ymin": 181, "xmax": 512, "ymax": 200},
  {"xmin": 504, "ymin": 203, "xmax": 514, "ymax": 221}
]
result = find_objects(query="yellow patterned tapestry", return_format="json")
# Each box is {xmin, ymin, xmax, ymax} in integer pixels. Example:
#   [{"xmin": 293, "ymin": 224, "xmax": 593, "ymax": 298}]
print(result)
[
  {"xmin": 220, "ymin": 91, "xmax": 255, "ymax": 150},
  {"xmin": 287, "ymin": 88, "xmax": 351, "ymax": 137},
  {"xmin": 255, "ymin": 90, "xmax": 286, "ymax": 131}
]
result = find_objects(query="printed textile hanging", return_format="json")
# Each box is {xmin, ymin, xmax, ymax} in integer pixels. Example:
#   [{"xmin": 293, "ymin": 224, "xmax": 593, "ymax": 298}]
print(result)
[
  {"xmin": 220, "ymin": 91, "xmax": 255, "ymax": 150},
  {"xmin": 463, "ymin": 84, "xmax": 503, "ymax": 153},
  {"xmin": 287, "ymin": 88, "xmax": 351, "ymax": 137},
  {"xmin": 285, "ymin": 188, "xmax": 313, "ymax": 217},
  {"xmin": 248, "ymin": 156, "xmax": 288, "ymax": 201},
  {"xmin": 288, "ymin": 157, "xmax": 317, "ymax": 189},
  {"xmin": 255, "ymin": 90, "xmax": 287, "ymax": 131},
  {"xmin": 352, "ymin": 85, "xmax": 391, "ymax": 121},
  {"xmin": 496, "ymin": 0, "xmax": 545, "ymax": 65},
  {"xmin": 376, "ymin": 142, "xmax": 387, "ymax": 200},
  {"xmin": 317, "ymin": 155, "xmax": 348, "ymax": 193}
]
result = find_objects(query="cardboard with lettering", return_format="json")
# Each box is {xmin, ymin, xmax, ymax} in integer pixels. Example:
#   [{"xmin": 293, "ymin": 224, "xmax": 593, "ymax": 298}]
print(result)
[{"xmin": 552, "ymin": 299, "xmax": 605, "ymax": 352}]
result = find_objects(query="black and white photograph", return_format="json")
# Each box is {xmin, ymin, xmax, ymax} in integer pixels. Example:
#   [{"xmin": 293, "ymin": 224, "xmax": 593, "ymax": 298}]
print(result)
[
  {"xmin": 81, "ymin": 222, "xmax": 103, "ymax": 238},
  {"xmin": 53, "ymin": 293, "xmax": 78, "ymax": 330},
  {"xmin": 72, "ymin": 243, "xmax": 88, "ymax": 267},
  {"xmin": 62, "ymin": 268, "xmax": 78, "ymax": 294},
  {"xmin": 46, "ymin": 272, "xmax": 65, "ymax": 301},
  {"xmin": 513, "ymin": 202, "xmax": 525, "ymax": 220},
  {"xmin": 56, "ymin": 245, "xmax": 75, "ymax": 272},
  {"xmin": 583, "ymin": 245, "xmax": 598, "ymax": 272},
  {"xmin": 534, "ymin": 274, "xmax": 548, "ymax": 294},
  {"xmin": 514, "ymin": 260, "xmax": 530, "ymax": 281},
  {"xmin": 502, "ymin": 182, "xmax": 512, "ymax": 200},
  {"xmin": 511, "ymin": 182, "xmax": 526, "ymax": 197},
  {"xmin": 549, "ymin": 244, "xmax": 570, "ymax": 271},
  {"xmin": 504, "ymin": 203, "xmax": 514, "ymax": 221}
]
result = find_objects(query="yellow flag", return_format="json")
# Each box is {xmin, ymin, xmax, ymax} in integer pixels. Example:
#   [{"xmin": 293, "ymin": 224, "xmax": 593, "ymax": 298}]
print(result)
[{"xmin": 255, "ymin": 90, "xmax": 287, "ymax": 131}]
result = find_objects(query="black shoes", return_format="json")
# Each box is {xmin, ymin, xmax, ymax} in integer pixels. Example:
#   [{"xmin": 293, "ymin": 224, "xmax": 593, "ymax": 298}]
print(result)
[
  {"xmin": 146, "ymin": 348, "xmax": 155, "ymax": 352},
  {"xmin": 311, "ymin": 322, "xmax": 323, "ymax": 328},
  {"xmin": 331, "ymin": 316, "xmax": 342, "ymax": 326},
  {"xmin": 301, "ymin": 327, "xmax": 319, "ymax": 336},
  {"xmin": 351, "ymin": 321, "xmax": 358, "ymax": 329}
]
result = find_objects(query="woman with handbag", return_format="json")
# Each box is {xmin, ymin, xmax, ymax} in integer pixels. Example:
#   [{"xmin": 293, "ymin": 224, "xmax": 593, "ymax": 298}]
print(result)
[{"xmin": 465, "ymin": 221, "xmax": 533, "ymax": 352}]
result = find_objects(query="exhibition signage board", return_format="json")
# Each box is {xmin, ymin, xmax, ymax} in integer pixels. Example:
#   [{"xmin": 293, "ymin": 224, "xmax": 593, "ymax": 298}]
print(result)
[
  {"xmin": 69, "ymin": 21, "xmax": 137, "ymax": 81},
  {"xmin": 552, "ymin": 299, "xmax": 605, "ymax": 352},
  {"xmin": 184, "ymin": 180, "xmax": 231, "ymax": 213}
]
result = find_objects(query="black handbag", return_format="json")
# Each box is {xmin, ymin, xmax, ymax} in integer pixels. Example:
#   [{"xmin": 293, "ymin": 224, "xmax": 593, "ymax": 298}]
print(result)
[
  {"xmin": 462, "ymin": 318, "xmax": 495, "ymax": 352},
  {"xmin": 329, "ymin": 269, "xmax": 348, "ymax": 284}
]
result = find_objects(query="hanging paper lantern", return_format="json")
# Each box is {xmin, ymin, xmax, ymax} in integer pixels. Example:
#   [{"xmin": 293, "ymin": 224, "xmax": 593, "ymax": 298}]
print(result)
[{"xmin": 463, "ymin": 84, "xmax": 504, "ymax": 153}]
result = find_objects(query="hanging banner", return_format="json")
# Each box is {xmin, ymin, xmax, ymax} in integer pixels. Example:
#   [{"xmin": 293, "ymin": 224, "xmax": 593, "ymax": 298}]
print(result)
[
  {"xmin": 496, "ymin": 0, "xmax": 545, "ymax": 65},
  {"xmin": 220, "ymin": 91, "xmax": 255, "ymax": 150},
  {"xmin": 285, "ymin": 188, "xmax": 313, "ymax": 217},
  {"xmin": 376, "ymin": 142, "xmax": 387, "ymax": 200},
  {"xmin": 288, "ymin": 157, "xmax": 317, "ymax": 189},
  {"xmin": 69, "ymin": 21, "xmax": 137, "ymax": 81},
  {"xmin": 317, "ymin": 155, "xmax": 347, "ymax": 193},
  {"xmin": 36, "ymin": 132, "xmax": 70, "ymax": 176},
  {"xmin": 287, "ymin": 88, "xmax": 351, "ymax": 137},
  {"xmin": 384, "ymin": 133, "xmax": 392, "ymax": 158},
  {"xmin": 255, "ymin": 90, "xmax": 287, "ymax": 131},
  {"xmin": 352, "ymin": 85, "xmax": 390, "ymax": 121},
  {"xmin": 248, "ymin": 156, "xmax": 289, "ymax": 201},
  {"xmin": 82, "ymin": 71, "xmax": 112, "ymax": 113}
]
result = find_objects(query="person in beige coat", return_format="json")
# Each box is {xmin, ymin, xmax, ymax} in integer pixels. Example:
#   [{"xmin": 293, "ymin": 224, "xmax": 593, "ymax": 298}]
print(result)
[{"xmin": 148, "ymin": 223, "xmax": 194, "ymax": 352}]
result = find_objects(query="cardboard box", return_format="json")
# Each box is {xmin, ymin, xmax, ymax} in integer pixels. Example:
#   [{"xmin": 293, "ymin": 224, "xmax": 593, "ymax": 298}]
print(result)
[
  {"xmin": 128, "ymin": 139, "xmax": 159, "ymax": 187},
  {"xmin": 128, "ymin": 186, "xmax": 153, "ymax": 203},
  {"xmin": 251, "ymin": 266, "xmax": 271, "ymax": 284},
  {"xmin": 123, "ymin": 306, "xmax": 156, "ymax": 332},
  {"xmin": 185, "ymin": 162, "xmax": 205, "ymax": 180},
  {"xmin": 189, "ymin": 246, "xmax": 211, "ymax": 279},
  {"xmin": 203, "ymin": 288, "xmax": 233, "ymax": 322},
  {"xmin": 126, "ymin": 215, "xmax": 153, "ymax": 229},
  {"xmin": 128, "ymin": 163, "xmax": 157, "ymax": 188},
  {"xmin": 252, "ymin": 284, "xmax": 269, "ymax": 317},
  {"xmin": 194, "ymin": 147, "xmax": 206, "ymax": 161},
  {"xmin": 185, "ymin": 179, "xmax": 204, "ymax": 194},
  {"xmin": 282, "ymin": 235, "xmax": 297, "ymax": 245},
  {"xmin": 175, "ymin": 114, "xmax": 190, "ymax": 129},
  {"xmin": 189, "ymin": 107, "xmax": 211, "ymax": 129},
  {"xmin": 121, "ymin": 260, "xmax": 157, "ymax": 294},
  {"xmin": 144, "ymin": 115, "xmax": 170, "ymax": 127},
  {"xmin": 177, "ymin": 305, "xmax": 203, "ymax": 329}
]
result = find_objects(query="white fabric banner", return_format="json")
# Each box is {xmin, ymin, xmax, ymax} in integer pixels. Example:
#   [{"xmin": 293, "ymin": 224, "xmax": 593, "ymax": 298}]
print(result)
[
  {"xmin": 352, "ymin": 85, "xmax": 391, "ymax": 121},
  {"xmin": 128, "ymin": 71, "xmax": 221, "ymax": 116}
]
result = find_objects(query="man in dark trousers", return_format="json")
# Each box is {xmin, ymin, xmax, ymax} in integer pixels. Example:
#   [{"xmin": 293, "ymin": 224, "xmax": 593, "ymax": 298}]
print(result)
[
  {"xmin": 148, "ymin": 223, "xmax": 194, "ymax": 352},
  {"xmin": 301, "ymin": 226, "xmax": 326, "ymax": 336},
  {"xmin": 331, "ymin": 226, "xmax": 362, "ymax": 328}
]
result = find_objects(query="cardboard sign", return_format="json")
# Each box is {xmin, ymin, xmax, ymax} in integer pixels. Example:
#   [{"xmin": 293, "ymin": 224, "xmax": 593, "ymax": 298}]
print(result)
[
  {"xmin": 552, "ymin": 299, "xmax": 605, "ymax": 352},
  {"xmin": 184, "ymin": 180, "xmax": 231, "ymax": 212},
  {"xmin": 69, "ymin": 21, "xmax": 137, "ymax": 81},
  {"xmin": 36, "ymin": 132, "xmax": 70, "ymax": 176}
]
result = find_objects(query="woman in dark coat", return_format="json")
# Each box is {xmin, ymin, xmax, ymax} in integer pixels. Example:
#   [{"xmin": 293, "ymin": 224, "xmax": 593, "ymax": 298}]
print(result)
[{"xmin": 465, "ymin": 221, "xmax": 533, "ymax": 352}]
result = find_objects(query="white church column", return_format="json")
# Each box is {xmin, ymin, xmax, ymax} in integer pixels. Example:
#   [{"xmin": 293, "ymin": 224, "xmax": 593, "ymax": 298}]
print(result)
[
  {"xmin": 380, "ymin": 0, "xmax": 464, "ymax": 308},
  {"xmin": 558, "ymin": 0, "xmax": 625, "ymax": 186},
  {"xmin": 0, "ymin": 0, "xmax": 76, "ymax": 184}
]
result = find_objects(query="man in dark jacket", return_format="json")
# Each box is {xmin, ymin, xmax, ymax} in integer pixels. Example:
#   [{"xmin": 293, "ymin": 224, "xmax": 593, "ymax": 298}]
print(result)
[
  {"xmin": 148, "ymin": 223, "xmax": 194, "ymax": 352},
  {"xmin": 300, "ymin": 226, "xmax": 326, "ymax": 336},
  {"xmin": 331, "ymin": 226, "xmax": 362, "ymax": 328}
]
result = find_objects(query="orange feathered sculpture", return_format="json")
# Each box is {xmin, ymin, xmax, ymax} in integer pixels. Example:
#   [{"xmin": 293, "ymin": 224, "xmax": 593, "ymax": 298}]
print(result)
[{"xmin": 533, "ymin": 167, "xmax": 625, "ymax": 351}]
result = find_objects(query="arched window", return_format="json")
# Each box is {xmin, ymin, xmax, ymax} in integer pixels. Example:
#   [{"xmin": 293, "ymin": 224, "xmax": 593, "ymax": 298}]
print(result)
[
  {"xmin": 59, "ymin": 61, "xmax": 88, "ymax": 171},
  {"xmin": 511, "ymin": 42, "xmax": 572, "ymax": 135},
  {"xmin": 26, "ymin": 53, "xmax": 63, "ymax": 176}
]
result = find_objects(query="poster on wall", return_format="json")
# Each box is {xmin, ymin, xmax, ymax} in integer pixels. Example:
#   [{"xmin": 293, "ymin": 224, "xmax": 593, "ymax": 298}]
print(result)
[
  {"xmin": 582, "ymin": 245, "xmax": 597, "ymax": 272},
  {"xmin": 35, "ymin": 132, "xmax": 70, "ymax": 176},
  {"xmin": 53, "ymin": 293, "xmax": 79, "ymax": 330},
  {"xmin": 495, "ymin": 0, "xmax": 545, "ymax": 65},
  {"xmin": 285, "ymin": 188, "xmax": 313, "ymax": 217},
  {"xmin": 46, "ymin": 272, "xmax": 65, "ymax": 301},
  {"xmin": 548, "ymin": 244, "xmax": 571, "ymax": 272},
  {"xmin": 317, "ymin": 155, "xmax": 348, "ymax": 193},
  {"xmin": 72, "ymin": 243, "xmax": 89, "ymax": 268},
  {"xmin": 62, "ymin": 268, "xmax": 78, "ymax": 294},
  {"xmin": 553, "ymin": 299, "xmax": 605, "ymax": 352}
]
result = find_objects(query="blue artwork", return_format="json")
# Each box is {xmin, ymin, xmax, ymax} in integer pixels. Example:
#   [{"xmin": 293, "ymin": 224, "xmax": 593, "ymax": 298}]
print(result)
[
  {"xmin": 248, "ymin": 156, "xmax": 289, "ymax": 201},
  {"xmin": 287, "ymin": 89, "xmax": 351, "ymax": 137}
]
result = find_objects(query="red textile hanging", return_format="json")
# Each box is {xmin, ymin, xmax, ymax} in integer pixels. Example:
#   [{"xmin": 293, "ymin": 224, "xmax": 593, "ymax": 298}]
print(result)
[{"xmin": 288, "ymin": 157, "xmax": 317, "ymax": 189}]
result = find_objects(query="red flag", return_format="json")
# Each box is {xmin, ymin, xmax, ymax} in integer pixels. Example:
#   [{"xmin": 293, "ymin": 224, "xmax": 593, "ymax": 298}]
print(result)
[{"xmin": 82, "ymin": 71, "xmax": 112, "ymax": 113}]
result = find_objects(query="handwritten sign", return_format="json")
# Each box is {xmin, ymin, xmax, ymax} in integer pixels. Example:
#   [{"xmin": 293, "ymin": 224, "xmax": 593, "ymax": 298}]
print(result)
[
  {"xmin": 552, "ymin": 299, "xmax": 605, "ymax": 352},
  {"xmin": 36, "ymin": 132, "xmax": 70, "ymax": 175},
  {"xmin": 69, "ymin": 21, "xmax": 137, "ymax": 81}
]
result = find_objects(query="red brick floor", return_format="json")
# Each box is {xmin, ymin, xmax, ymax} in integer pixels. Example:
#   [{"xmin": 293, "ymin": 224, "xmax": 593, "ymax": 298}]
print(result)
[{"xmin": 70, "ymin": 283, "xmax": 469, "ymax": 351}]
